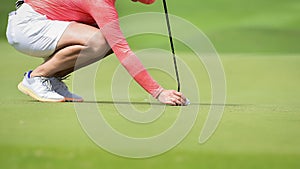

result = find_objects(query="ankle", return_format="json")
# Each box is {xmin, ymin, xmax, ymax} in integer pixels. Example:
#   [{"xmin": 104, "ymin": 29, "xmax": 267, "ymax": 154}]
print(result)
[{"xmin": 30, "ymin": 69, "xmax": 49, "ymax": 78}]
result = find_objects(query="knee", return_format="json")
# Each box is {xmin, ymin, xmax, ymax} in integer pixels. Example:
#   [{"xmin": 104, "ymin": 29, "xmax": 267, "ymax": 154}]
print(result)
[{"xmin": 85, "ymin": 31, "xmax": 110, "ymax": 56}]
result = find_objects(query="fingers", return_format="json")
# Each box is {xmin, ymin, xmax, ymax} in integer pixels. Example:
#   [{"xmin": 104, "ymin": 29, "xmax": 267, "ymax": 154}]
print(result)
[
  {"xmin": 172, "ymin": 91, "xmax": 187, "ymax": 106},
  {"xmin": 157, "ymin": 89, "xmax": 189, "ymax": 106},
  {"xmin": 165, "ymin": 99, "xmax": 177, "ymax": 106},
  {"xmin": 168, "ymin": 90, "xmax": 188, "ymax": 106},
  {"xmin": 172, "ymin": 95, "xmax": 184, "ymax": 105}
]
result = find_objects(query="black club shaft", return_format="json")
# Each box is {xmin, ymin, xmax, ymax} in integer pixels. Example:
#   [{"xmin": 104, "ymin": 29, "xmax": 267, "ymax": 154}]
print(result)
[{"xmin": 162, "ymin": 0, "xmax": 181, "ymax": 92}]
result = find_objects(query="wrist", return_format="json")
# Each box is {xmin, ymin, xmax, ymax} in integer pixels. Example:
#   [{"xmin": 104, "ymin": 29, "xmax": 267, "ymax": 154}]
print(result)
[{"xmin": 153, "ymin": 87, "xmax": 164, "ymax": 99}]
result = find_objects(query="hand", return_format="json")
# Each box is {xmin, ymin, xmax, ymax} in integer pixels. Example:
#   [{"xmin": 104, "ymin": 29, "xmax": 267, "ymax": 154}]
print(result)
[{"xmin": 157, "ymin": 90, "xmax": 189, "ymax": 106}]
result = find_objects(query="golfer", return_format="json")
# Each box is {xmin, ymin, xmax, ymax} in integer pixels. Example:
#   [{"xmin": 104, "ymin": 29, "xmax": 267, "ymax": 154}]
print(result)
[{"xmin": 6, "ymin": 0, "xmax": 189, "ymax": 106}]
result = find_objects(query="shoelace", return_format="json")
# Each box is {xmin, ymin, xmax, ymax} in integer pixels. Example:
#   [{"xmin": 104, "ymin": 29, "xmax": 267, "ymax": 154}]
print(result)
[{"xmin": 41, "ymin": 78, "xmax": 54, "ymax": 91}]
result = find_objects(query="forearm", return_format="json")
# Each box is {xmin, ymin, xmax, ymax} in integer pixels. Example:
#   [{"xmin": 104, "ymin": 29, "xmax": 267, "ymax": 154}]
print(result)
[{"xmin": 118, "ymin": 52, "xmax": 164, "ymax": 98}]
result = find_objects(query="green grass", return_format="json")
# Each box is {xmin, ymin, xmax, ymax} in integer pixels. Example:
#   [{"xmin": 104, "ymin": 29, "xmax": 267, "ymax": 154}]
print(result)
[
  {"xmin": 1, "ymin": 40, "xmax": 300, "ymax": 169},
  {"xmin": 115, "ymin": 0, "xmax": 300, "ymax": 53},
  {"xmin": 1, "ymin": 0, "xmax": 300, "ymax": 53},
  {"xmin": 1, "ymin": 0, "xmax": 300, "ymax": 168}
]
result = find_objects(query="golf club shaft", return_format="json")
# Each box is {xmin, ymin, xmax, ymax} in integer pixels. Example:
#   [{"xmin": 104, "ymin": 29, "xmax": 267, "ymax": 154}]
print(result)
[{"xmin": 162, "ymin": 0, "xmax": 181, "ymax": 92}]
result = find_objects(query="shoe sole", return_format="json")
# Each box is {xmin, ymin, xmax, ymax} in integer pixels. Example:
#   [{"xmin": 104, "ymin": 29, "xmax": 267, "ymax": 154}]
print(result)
[
  {"xmin": 18, "ymin": 82, "xmax": 65, "ymax": 102},
  {"xmin": 64, "ymin": 97, "xmax": 84, "ymax": 102}
]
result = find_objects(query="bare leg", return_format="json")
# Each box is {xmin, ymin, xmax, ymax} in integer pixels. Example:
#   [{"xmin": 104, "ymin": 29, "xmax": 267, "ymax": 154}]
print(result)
[
  {"xmin": 53, "ymin": 49, "xmax": 114, "ymax": 77},
  {"xmin": 31, "ymin": 22, "xmax": 112, "ymax": 77}
]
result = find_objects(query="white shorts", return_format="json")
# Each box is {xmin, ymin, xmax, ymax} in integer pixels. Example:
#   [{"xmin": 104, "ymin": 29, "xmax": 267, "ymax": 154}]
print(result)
[{"xmin": 6, "ymin": 3, "xmax": 71, "ymax": 58}]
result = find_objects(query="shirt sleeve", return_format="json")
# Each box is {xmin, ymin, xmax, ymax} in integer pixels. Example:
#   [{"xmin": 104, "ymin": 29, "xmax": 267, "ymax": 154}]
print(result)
[{"xmin": 87, "ymin": 0, "xmax": 163, "ymax": 98}]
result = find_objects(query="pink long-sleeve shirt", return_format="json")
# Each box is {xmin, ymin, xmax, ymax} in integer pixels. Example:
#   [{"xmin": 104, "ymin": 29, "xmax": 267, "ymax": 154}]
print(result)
[{"xmin": 25, "ymin": 0, "xmax": 163, "ymax": 98}]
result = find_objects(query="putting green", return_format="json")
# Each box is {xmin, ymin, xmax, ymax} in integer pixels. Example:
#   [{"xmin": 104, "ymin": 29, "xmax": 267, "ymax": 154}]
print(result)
[
  {"xmin": 0, "ymin": 41, "xmax": 299, "ymax": 168},
  {"xmin": 1, "ymin": 0, "xmax": 300, "ymax": 167}
]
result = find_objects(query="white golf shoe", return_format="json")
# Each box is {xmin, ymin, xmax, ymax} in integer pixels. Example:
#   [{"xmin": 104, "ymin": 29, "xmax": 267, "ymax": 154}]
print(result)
[
  {"xmin": 50, "ymin": 77, "xmax": 83, "ymax": 102},
  {"xmin": 18, "ymin": 71, "xmax": 65, "ymax": 102}
]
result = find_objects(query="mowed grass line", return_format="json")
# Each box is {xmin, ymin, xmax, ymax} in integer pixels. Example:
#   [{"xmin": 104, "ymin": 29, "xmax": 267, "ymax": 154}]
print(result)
[{"xmin": 1, "ymin": 41, "xmax": 300, "ymax": 169}]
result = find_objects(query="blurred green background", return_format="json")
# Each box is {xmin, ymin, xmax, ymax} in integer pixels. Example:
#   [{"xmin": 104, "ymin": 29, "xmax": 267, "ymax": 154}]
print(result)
[
  {"xmin": 1, "ymin": 0, "xmax": 300, "ymax": 53},
  {"xmin": 1, "ymin": 1, "xmax": 300, "ymax": 169}
]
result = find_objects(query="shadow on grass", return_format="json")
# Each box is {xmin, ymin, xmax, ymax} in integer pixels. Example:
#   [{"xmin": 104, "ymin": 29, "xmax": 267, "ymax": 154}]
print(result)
[
  {"xmin": 81, "ymin": 100, "xmax": 245, "ymax": 107},
  {"xmin": 25, "ymin": 99, "xmax": 248, "ymax": 106}
]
